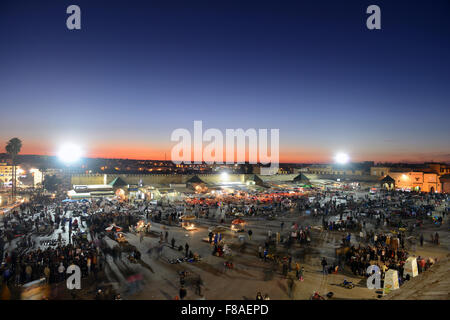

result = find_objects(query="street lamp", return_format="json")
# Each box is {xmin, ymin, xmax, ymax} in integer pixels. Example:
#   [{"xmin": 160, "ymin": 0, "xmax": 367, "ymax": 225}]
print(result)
[
  {"xmin": 58, "ymin": 143, "xmax": 83, "ymax": 164},
  {"xmin": 334, "ymin": 152, "xmax": 349, "ymax": 165},
  {"xmin": 220, "ymin": 172, "xmax": 229, "ymax": 182}
]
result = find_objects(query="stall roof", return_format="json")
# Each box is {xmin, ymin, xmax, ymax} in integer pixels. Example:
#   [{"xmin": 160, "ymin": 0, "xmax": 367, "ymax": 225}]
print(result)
[
  {"xmin": 293, "ymin": 173, "xmax": 311, "ymax": 185},
  {"xmin": 108, "ymin": 177, "xmax": 128, "ymax": 188},
  {"xmin": 380, "ymin": 175, "xmax": 395, "ymax": 183},
  {"xmin": 187, "ymin": 175, "xmax": 206, "ymax": 184}
]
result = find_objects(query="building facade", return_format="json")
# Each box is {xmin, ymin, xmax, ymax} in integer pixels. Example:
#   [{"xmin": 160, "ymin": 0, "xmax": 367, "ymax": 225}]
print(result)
[
  {"xmin": 0, "ymin": 162, "xmax": 23, "ymax": 187},
  {"xmin": 306, "ymin": 165, "xmax": 364, "ymax": 176},
  {"xmin": 440, "ymin": 175, "xmax": 450, "ymax": 193},
  {"xmin": 425, "ymin": 163, "xmax": 450, "ymax": 175},
  {"xmin": 388, "ymin": 171, "xmax": 441, "ymax": 193},
  {"xmin": 370, "ymin": 167, "xmax": 392, "ymax": 177}
]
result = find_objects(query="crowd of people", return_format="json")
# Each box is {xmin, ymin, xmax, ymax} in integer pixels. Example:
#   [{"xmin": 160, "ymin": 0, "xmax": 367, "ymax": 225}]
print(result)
[
  {"xmin": 0, "ymin": 186, "xmax": 447, "ymax": 300},
  {"xmin": 1, "ymin": 241, "xmax": 102, "ymax": 286}
]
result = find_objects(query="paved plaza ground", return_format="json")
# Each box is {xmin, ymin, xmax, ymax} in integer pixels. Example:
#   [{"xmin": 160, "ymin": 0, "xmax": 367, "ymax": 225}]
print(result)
[{"xmin": 2, "ymin": 190, "xmax": 448, "ymax": 300}]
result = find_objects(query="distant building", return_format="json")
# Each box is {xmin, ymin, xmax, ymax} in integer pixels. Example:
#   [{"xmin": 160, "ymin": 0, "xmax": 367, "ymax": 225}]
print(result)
[
  {"xmin": 306, "ymin": 164, "xmax": 364, "ymax": 176},
  {"xmin": 371, "ymin": 167, "xmax": 393, "ymax": 177},
  {"xmin": 425, "ymin": 163, "xmax": 450, "ymax": 175},
  {"xmin": 0, "ymin": 162, "xmax": 23, "ymax": 187},
  {"xmin": 372, "ymin": 162, "xmax": 449, "ymax": 193},
  {"xmin": 440, "ymin": 174, "xmax": 450, "ymax": 193},
  {"xmin": 29, "ymin": 168, "xmax": 43, "ymax": 187},
  {"xmin": 388, "ymin": 171, "xmax": 441, "ymax": 193}
]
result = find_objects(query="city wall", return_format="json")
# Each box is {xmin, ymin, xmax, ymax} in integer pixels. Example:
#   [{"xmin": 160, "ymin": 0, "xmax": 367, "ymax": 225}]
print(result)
[
  {"xmin": 70, "ymin": 173, "xmax": 301, "ymax": 186},
  {"xmin": 70, "ymin": 172, "xmax": 378, "ymax": 187}
]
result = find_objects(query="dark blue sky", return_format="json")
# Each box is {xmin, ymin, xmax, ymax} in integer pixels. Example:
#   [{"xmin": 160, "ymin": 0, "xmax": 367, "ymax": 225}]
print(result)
[{"xmin": 1, "ymin": 0, "xmax": 449, "ymax": 162}]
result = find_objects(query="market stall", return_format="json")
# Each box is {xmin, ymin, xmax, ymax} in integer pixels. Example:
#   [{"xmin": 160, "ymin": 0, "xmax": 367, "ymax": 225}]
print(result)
[
  {"xmin": 231, "ymin": 218, "xmax": 246, "ymax": 232},
  {"xmin": 135, "ymin": 220, "xmax": 151, "ymax": 233},
  {"xmin": 180, "ymin": 215, "xmax": 197, "ymax": 231},
  {"xmin": 105, "ymin": 224, "xmax": 123, "ymax": 232},
  {"xmin": 115, "ymin": 232, "xmax": 127, "ymax": 243}
]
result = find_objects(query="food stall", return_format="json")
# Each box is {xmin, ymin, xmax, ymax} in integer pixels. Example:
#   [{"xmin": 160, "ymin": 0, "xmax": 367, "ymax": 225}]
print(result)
[
  {"xmin": 116, "ymin": 232, "xmax": 127, "ymax": 243},
  {"xmin": 180, "ymin": 215, "xmax": 197, "ymax": 231},
  {"xmin": 231, "ymin": 218, "xmax": 246, "ymax": 232},
  {"xmin": 136, "ymin": 220, "xmax": 151, "ymax": 233},
  {"xmin": 105, "ymin": 224, "xmax": 122, "ymax": 232},
  {"xmin": 203, "ymin": 225, "xmax": 228, "ymax": 244}
]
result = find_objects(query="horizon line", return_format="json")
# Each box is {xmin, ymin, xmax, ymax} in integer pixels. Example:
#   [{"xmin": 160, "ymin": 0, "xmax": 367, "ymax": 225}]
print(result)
[{"xmin": 1, "ymin": 153, "xmax": 449, "ymax": 166}]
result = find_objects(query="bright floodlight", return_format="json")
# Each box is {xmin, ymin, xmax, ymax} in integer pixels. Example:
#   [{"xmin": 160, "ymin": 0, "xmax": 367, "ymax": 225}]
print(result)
[
  {"xmin": 335, "ymin": 152, "xmax": 349, "ymax": 164},
  {"xmin": 220, "ymin": 172, "xmax": 229, "ymax": 181},
  {"xmin": 58, "ymin": 144, "xmax": 82, "ymax": 164}
]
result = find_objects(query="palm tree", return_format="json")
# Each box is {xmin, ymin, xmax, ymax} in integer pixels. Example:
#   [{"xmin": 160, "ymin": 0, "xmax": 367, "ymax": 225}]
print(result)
[{"xmin": 5, "ymin": 138, "xmax": 22, "ymax": 201}]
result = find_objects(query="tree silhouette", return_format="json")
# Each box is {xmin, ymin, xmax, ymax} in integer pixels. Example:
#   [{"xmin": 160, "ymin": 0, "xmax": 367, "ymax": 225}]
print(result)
[{"xmin": 5, "ymin": 137, "xmax": 22, "ymax": 201}]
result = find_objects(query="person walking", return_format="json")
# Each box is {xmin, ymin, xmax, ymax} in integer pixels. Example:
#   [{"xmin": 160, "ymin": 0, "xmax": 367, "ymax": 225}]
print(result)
[
  {"xmin": 58, "ymin": 262, "xmax": 65, "ymax": 282},
  {"xmin": 44, "ymin": 265, "xmax": 50, "ymax": 284},
  {"xmin": 179, "ymin": 286, "xmax": 187, "ymax": 300},
  {"xmin": 25, "ymin": 264, "xmax": 32, "ymax": 283},
  {"xmin": 185, "ymin": 243, "xmax": 190, "ymax": 257},
  {"xmin": 179, "ymin": 272, "xmax": 186, "ymax": 286},
  {"xmin": 258, "ymin": 246, "xmax": 263, "ymax": 259},
  {"xmin": 420, "ymin": 234, "xmax": 424, "ymax": 247},
  {"xmin": 194, "ymin": 277, "xmax": 203, "ymax": 296},
  {"xmin": 158, "ymin": 244, "xmax": 164, "ymax": 257},
  {"xmin": 208, "ymin": 232, "xmax": 213, "ymax": 244},
  {"xmin": 299, "ymin": 267, "xmax": 305, "ymax": 281},
  {"xmin": 248, "ymin": 229, "xmax": 253, "ymax": 240},
  {"xmin": 282, "ymin": 262, "xmax": 288, "ymax": 278},
  {"xmin": 87, "ymin": 257, "xmax": 92, "ymax": 275},
  {"xmin": 287, "ymin": 277, "xmax": 295, "ymax": 299},
  {"xmin": 321, "ymin": 257, "xmax": 328, "ymax": 275}
]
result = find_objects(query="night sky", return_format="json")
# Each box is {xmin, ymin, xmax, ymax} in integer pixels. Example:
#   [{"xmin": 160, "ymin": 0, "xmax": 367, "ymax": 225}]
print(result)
[{"xmin": 1, "ymin": 0, "xmax": 449, "ymax": 163}]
